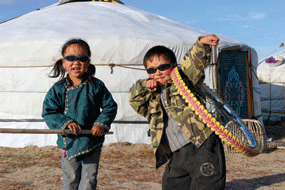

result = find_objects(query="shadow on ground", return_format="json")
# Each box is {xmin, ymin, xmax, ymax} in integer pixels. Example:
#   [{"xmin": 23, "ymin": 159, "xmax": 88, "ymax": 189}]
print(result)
[
  {"xmin": 226, "ymin": 173, "xmax": 285, "ymax": 190},
  {"xmin": 265, "ymin": 125, "xmax": 285, "ymax": 141}
]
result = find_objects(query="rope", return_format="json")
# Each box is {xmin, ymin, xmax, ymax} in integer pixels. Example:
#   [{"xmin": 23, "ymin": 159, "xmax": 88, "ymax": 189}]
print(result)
[
  {"xmin": 251, "ymin": 86, "xmax": 261, "ymax": 95},
  {"xmin": 0, "ymin": 65, "xmax": 53, "ymax": 68},
  {"xmin": 0, "ymin": 90, "xmax": 128, "ymax": 94},
  {"xmin": 259, "ymin": 81, "xmax": 285, "ymax": 84},
  {"xmin": 0, "ymin": 63, "xmax": 146, "ymax": 71}
]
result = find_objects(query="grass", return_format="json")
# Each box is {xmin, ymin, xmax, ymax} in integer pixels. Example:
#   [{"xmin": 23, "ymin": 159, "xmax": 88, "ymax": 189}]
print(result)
[
  {"xmin": 98, "ymin": 142, "xmax": 164, "ymax": 184},
  {"xmin": 1, "ymin": 136, "xmax": 285, "ymax": 189},
  {"xmin": 0, "ymin": 143, "xmax": 163, "ymax": 189}
]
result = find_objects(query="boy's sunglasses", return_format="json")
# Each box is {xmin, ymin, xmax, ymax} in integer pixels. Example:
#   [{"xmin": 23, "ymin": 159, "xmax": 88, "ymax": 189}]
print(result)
[
  {"xmin": 147, "ymin": 63, "xmax": 174, "ymax": 74},
  {"xmin": 63, "ymin": 55, "xmax": 90, "ymax": 62}
]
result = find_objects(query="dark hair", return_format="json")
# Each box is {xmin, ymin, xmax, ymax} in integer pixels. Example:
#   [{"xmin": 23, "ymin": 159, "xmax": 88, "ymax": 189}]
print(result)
[
  {"xmin": 143, "ymin": 45, "xmax": 177, "ymax": 68},
  {"xmin": 49, "ymin": 38, "xmax": 96, "ymax": 81}
]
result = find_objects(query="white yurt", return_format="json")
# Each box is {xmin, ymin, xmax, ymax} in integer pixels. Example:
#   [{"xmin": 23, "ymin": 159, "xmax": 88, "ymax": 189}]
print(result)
[
  {"xmin": 0, "ymin": 0, "xmax": 263, "ymax": 148},
  {"xmin": 257, "ymin": 48, "xmax": 285, "ymax": 125}
]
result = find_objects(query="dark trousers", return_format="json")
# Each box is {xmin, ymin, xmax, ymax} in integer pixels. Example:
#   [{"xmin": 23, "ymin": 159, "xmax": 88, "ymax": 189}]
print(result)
[{"xmin": 162, "ymin": 133, "xmax": 226, "ymax": 190}]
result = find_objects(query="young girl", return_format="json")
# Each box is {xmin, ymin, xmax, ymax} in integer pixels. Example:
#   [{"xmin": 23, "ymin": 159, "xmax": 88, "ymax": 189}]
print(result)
[{"xmin": 42, "ymin": 38, "xmax": 117, "ymax": 189}]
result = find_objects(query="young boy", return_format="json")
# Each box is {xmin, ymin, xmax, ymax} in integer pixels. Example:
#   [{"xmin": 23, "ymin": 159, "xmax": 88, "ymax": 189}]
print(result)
[{"xmin": 129, "ymin": 34, "xmax": 226, "ymax": 190}]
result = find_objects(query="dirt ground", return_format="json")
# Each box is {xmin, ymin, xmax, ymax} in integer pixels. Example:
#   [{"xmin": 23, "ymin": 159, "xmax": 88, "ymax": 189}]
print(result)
[{"xmin": 1, "ymin": 125, "xmax": 285, "ymax": 190}]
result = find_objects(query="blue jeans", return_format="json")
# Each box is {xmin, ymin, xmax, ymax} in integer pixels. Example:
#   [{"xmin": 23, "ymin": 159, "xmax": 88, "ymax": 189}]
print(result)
[{"xmin": 62, "ymin": 145, "xmax": 102, "ymax": 190}]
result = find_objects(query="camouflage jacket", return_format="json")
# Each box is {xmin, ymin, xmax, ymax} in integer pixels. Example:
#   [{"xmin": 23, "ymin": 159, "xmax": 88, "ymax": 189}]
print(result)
[{"xmin": 129, "ymin": 38, "xmax": 213, "ymax": 168}]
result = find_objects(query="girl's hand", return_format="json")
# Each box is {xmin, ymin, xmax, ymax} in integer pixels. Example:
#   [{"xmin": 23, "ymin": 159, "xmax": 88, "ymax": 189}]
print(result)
[
  {"xmin": 67, "ymin": 122, "xmax": 81, "ymax": 136},
  {"xmin": 92, "ymin": 125, "xmax": 104, "ymax": 136}
]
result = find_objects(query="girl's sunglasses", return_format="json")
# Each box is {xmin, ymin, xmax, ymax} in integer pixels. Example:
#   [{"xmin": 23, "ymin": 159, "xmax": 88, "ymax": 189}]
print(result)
[
  {"xmin": 147, "ymin": 63, "xmax": 174, "ymax": 74},
  {"xmin": 63, "ymin": 55, "xmax": 90, "ymax": 62}
]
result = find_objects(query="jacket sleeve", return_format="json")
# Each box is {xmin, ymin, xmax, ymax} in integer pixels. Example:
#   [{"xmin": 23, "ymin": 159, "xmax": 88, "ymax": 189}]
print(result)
[
  {"xmin": 129, "ymin": 79, "xmax": 153, "ymax": 118},
  {"xmin": 180, "ymin": 36, "xmax": 211, "ymax": 87},
  {"xmin": 93, "ymin": 81, "xmax": 118, "ymax": 131},
  {"xmin": 42, "ymin": 86, "xmax": 74, "ymax": 129}
]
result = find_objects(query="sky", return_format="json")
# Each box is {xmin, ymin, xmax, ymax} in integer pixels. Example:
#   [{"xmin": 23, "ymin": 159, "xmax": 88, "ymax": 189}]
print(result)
[{"xmin": 0, "ymin": 0, "xmax": 284, "ymax": 60}]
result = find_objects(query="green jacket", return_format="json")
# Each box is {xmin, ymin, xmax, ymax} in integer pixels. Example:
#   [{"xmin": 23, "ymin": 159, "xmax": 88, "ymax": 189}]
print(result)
[
  {"xmin": 129, "ymin": 38, "xmax": 213, "ymax": 168},
  {"xmin": 42, "ymin": 75, "xmax": 117, "ymax": 160}
]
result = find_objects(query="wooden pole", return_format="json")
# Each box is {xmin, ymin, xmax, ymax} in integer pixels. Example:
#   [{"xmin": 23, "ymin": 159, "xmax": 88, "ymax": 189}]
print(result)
[
  {"xmin": 212, "ymin": 45, "xmax": 219, "ymax": 119},
  {"xmin": 212, "ymin": 45, "xmax": 218, "ymax": 93},
  {"xmin": 0, "ymin": 128, "xmax": 113, "ymax": 135}
]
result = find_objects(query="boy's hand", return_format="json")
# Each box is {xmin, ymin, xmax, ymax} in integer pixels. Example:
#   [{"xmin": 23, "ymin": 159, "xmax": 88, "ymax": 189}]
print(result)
[
  {"xmin": 67, "ymin": 122, "xmax": 81, "ymax": 136},
  {"xmin": 146, "ymin": 78, "xmax": 158, "ymax": 91},
  {"xmin": 92, "ymin": 125, "xmax": 104, "ymax": 136},
  {"xmin": 199, "ymin": 34, "xmax": 219, "ymax": 46}
]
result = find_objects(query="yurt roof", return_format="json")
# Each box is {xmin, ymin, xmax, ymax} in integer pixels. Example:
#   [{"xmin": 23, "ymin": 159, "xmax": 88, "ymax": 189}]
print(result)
[
  {"xmin": 0, "ymin": 1, "xmax": 248, "ymax": 68},
  {"xmin": 258, "ymin": 49, "xmax": 285, "ymax": 83}
]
